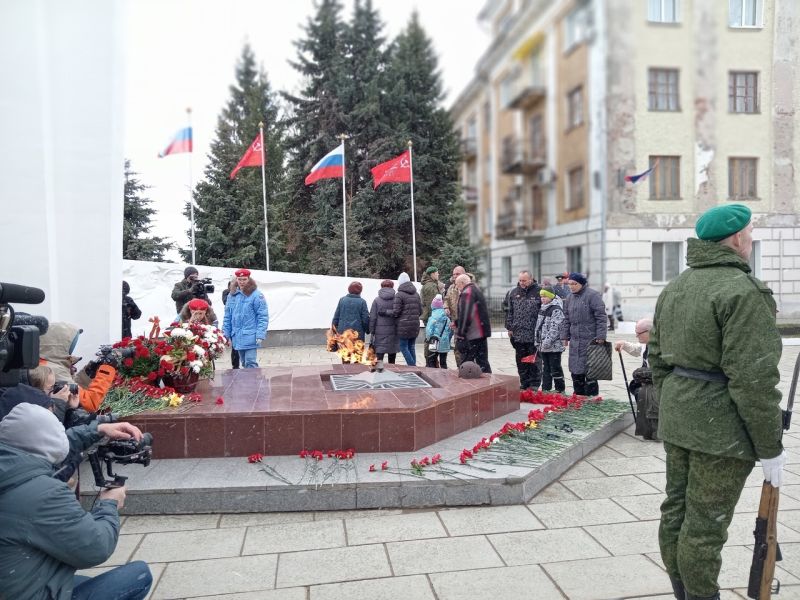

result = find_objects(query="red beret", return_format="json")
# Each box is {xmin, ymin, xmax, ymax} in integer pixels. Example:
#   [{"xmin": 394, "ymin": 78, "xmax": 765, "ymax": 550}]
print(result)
[
  {"xmin": 234, "ymin": 268, "xmax": 251, "ymax": 277},
  {"xmin": 187, "ymin": 299, "xmax": 209, "ymax": 311}
]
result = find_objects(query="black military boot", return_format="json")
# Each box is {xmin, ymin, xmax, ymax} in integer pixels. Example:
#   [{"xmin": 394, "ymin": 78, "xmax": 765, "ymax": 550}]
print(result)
[{"xmin": 669, "ymin": 577, "xmax": 686, "ymax": 600}]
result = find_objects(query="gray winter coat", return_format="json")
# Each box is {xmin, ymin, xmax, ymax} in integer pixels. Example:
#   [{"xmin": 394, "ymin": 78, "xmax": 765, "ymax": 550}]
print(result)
[
  {"xmin": 369, "ymin": 288, "xmax": 399, "ymax": 354},
  {"xmin": 0, "ymin": 422, "xmax": 119, "ymax": 600},
  {"xmin": 560, "ymin": 286, "xmax": 607, "ymax": 374},
  {"xmin": 535, "ymin": 297, "xmax": 566, "ymax": 353},
  {"xmin": 505, "ymin": 283, "xmax": 542, "ymax": 343},
  {"xmin": 387, "ymin": 281, "xmax": 422, "ymax": 339}
]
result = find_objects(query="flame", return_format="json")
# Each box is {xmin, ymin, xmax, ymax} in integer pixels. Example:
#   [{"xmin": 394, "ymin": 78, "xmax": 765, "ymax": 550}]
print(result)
[{"xmin": 326, "ymin": 327, "xmax": 377, "ymax": 366}]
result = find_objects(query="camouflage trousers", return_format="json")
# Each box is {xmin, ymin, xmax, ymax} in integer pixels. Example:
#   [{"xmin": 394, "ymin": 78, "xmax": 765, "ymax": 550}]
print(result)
[{"xmin": 659, "ymin": 442, "xmax": 754, "ymax": 597}]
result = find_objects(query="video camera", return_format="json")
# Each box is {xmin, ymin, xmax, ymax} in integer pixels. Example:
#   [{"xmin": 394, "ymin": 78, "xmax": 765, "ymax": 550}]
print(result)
[
  {"xmin": 0, "ymin": 282, "xmax": 47, "ymax": 388},
  {"xmin": 87, "ymin": 433, "xmax": 154, "ymax": 488},
  {"xmin": 83, "ymin": 344, "xmax": 136, "ymax": 379},
  {"xmin": 194, "ymin": 277, "xmax": 215, "ymax": 296}
]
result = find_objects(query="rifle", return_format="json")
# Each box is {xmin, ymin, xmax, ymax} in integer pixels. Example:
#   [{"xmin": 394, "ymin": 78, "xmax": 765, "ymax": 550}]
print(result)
[{"xmin": 748, "ymin": 352, "xmax": 800, "ymax": 599}]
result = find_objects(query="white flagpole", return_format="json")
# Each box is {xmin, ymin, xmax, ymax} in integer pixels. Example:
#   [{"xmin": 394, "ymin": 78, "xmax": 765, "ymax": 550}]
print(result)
[
  {"xmin": 187, "ymin": 107, "xmax": 196, "ymax": 265},
  {"xmin": 408, "ymin": 140, "xmax": 417, "ymax": 282},
  {"xmin": 259, "ymin": 122, "xmax": 269, "ymax": 271},
  {"xmin": 339, "ymin": 134, "xmax": 349, "ymax": 277}
]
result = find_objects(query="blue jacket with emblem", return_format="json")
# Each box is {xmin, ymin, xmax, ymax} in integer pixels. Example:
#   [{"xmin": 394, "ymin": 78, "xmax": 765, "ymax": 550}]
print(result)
[{"xmin": 223, "ymin": 278, "xmax": 269, "ymax": 351}]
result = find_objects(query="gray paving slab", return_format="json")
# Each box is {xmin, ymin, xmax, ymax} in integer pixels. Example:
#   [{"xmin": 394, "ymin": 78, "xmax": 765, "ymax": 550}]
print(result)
[
  {"xmin": 488, "ymin": 527, "xmax": 610, "ymax": 565},
  {"xmin": 587, "ymin": 455, "xmax": 666, "ymax": 476},
  {"xmin": 98, "ymin": 533, "xmax": 142, "ymax": 567},
  {"xmin": 242, "ymin": 519, "xmax": 345, "ymax": 554},
  {"xmin": 561, "ymin": 475, "xmax": 661, "ymax": 500},
  {"xmin": 612, "ymin": 493, "xmax": 666, "ymax": 520},
  {"xmin": 736, "ymin": 486, "xmax": 800, "ymax": 512},
  {"xmin": 219, "ymin": 512, "xmax": 315, "ymax": 528},
  {"xmin": 438, "ymin": 504, "xmax": 544, "ymax": 535},
  {"xmin": 584, "ymin": 519, "xmax": 662, "ymax": 555},
  {"xmin": 122, "ymin": 514, "xmax": 220, "ymax": 534},
  {"xmin": 717, "ymin": 545, "xmax": 800, "ymax": 589},
  {"xmin": 186, "ymin": 590, "xmax": 307, "ymax": 600},
  {"xmin": 559, "ymin": 461, "xmax": 606, "ymax": 480},
  {"xmin": 386, "ymin": 535, "xmax": 505, "ymax": 575},
  {"xmin": 543, "ymin": 555, "xmax": 673, "ymax": 600},
  {"xmin": 429, "ymin": 564, "xmax": 564, "ymax": 600},
  {"xmin": 527, "ymin": 482, "xmax": 581, "ymax": 504},
  {"xmin": 530, "ymin": 498, "xmax": 638, "ymax": 528},
  {"xmin": 604, "ymin": 434, "xmax": 666, "ymax": 458},
  {"xmin": 152, "ymin": 555, "xmax": 278, "ymax": 599},
  {"xmin": 133, "ymin": 528, "xmax": 246, "ymax": 563},
  {"xmin": 345, "ymin": 511, "xmax": 446, "ymax": 545},
  {"xmin": 276, "ymin": 544, "xmax": 391, "ymax": 587},
  {"xmin": 309, "ymin": 574, "xmax": 435, "ymax": 600}
]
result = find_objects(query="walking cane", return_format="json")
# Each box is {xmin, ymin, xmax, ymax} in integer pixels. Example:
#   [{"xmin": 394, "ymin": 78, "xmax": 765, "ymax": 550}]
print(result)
[{"xmin": 618, "ymin": 350, "xmax": 637, "ymax": 420}]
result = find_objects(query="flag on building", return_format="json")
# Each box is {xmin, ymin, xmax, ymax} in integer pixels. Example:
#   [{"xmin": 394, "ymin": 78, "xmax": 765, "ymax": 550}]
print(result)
[
  {"xmin": 305, "ymin": 143, "xmax": 344, "ymax": 185},
  {"xmin": 158, "ymin": 127, "xmax": 192, "ymax": 157},
  {"xmin": 230, "ymin": 133, "xmax": 264, "ymax": 180},
  {"xmin": 371, "ymin": 150, "xmax": 412, "ymax": 189},
  {"xmin": 625, "ymin": 160, "xmax": 659, "ymax": 185}
]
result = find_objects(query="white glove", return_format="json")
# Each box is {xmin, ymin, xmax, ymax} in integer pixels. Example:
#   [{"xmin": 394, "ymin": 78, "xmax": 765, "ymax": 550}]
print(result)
[{"xmin": 761, "ymin": 450, "xmax": 787, "ymax": 488}]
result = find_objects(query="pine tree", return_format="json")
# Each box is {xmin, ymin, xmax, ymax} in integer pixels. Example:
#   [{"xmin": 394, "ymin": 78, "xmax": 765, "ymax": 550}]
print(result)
[
  {"xmin": 123, "ymin": 159, "xmax": 173, "ymax": 261},
  {"xmin": 184, "ymin": 44, "xmax": 286, "ymax": 269}
]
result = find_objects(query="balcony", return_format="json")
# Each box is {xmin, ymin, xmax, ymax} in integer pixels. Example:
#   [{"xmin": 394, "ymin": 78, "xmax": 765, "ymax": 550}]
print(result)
[
  {"xmin": 462, "ymin": 186, "xmax": 479, "ymax": 206},
  {"xmin": 507, "ymin": 80, "xmax": 546, "ymax": 110},
  {"xmin": 460, "ymin": 138, "xmax": 477, "ymax": 160},
  {"xmin": 501, "ymin": 136, "xmax": 546, "ymax": 175},
  {"xmin": 495, "ymin": 187, "xmax": 547, "ymax": 240}
]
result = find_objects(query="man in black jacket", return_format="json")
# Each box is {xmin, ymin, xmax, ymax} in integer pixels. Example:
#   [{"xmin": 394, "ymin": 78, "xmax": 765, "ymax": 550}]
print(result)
[
  {"xmin": 505, "ymin": 270, "xmax": 542, "ymax": 390},
  {"xmin": 171, "ymin": 266, "xmax": 211, "ymax": 314},
  {"xmin": 454, "ymin": 274, "xmax": 492, "ymax": 373},
  {"xmin": 122, "ymin": 280, "xmax": 142, "ymax": 339}
]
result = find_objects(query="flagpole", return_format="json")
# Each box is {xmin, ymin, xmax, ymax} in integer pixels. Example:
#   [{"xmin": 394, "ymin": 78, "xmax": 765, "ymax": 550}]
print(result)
[
  {"xmin": 339, "ymin": 134, "xmax": 349, "ymax": 278},
  {"xmin": 408, "ymin": 140, "xmax": 417, "ymax": 282},
  {"xmin": 187, "ymin": 107, "xmax": 196, "ymax": 265},
  {"xmin": 259, "ymin": 122, "xmax": 269, "ymax": 271}
]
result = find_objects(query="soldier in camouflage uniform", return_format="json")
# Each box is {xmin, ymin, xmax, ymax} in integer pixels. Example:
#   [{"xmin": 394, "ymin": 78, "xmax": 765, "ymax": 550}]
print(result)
[{"xmin": 649, "ymin": 204, "xmax": 786, "ymax": 600}]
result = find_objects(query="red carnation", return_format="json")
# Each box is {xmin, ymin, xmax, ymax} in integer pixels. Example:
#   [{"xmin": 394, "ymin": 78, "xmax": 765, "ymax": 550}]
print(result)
[
  {"xmin": 381, "ymin": 461, "xmax": 389, "ymax": 470},
  {"xmin": 215, "ymin": 397, "xmax": 224, "ymax": 405},
  {"xmin": 247, "ymin": 453, "xmax": 263, "ymax": 463},
  {"xmin": 123, "ymin": 358, "xmax": 134, "ymax": 368},
  {"xmin": 146, "ymin": 372, "xmax": 157, "ymax": 382},
  {"xmin": 369, "ymin": 464, "xmax": 376, "ymax": 472}
]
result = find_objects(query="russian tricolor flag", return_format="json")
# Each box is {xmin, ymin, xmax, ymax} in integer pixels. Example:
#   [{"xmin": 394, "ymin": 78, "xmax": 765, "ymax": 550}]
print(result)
[
  {"xmin": 158, "ymin": 127, "xmax": 193, "ymax": 158},
  {"xmin": 305, "ymin": 143, "xmax": 344, "ymax": 185},
  {"xmin": 625, "ymin": 159, "xmax": 659, "ymax": 185}
]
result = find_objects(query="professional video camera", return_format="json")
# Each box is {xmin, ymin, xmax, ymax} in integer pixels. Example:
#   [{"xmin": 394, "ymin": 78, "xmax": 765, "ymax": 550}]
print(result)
[
  {"xmin": 0, "ymin": 282, "xmax": 47, "ymax": 388},
  {"xmin": 83, "ymin": 344, "xmax": 136, "ymax": 379},
  {"xmin": 194, "ymin": 277, "xmax": 215, "ymax": 296},
  {"xmin": 88, "ymin": 432, "xmax": 153, "ymax": 488}
]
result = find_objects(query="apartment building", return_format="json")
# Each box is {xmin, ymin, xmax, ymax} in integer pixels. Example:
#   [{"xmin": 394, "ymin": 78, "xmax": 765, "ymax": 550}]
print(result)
[{"xmin": 452, "ymin": 0, "xmax": 800, "ymax": 320}]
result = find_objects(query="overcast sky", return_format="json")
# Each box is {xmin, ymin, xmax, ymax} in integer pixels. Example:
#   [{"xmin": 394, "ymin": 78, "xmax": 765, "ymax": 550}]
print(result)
[{"xmin": 123, "ymin": 0, "xmax": 489, "ymax": 260}]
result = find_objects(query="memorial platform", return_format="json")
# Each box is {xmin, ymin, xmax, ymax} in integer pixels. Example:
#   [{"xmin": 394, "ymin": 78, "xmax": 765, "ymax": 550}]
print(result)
[{"xmin": 126, "ymin": 365, "xmax": 520, "ymax": 459}]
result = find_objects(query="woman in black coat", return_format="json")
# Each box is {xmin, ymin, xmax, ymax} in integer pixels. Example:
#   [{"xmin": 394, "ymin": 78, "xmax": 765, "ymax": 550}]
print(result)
[
  {"xmin": 369, "ymin": 280, "xmax": 399, "ymax": 363},
  {"xmin": 383, "ymin": 272, "xmax": 422, "ymax": 366},
  {"xmin": 560, "ymin": 272, "xmax": 607, "ymax": 396}
]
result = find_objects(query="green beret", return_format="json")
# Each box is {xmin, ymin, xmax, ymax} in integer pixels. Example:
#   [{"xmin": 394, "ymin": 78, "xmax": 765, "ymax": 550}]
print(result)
[
  {"xmin": 695, "ymin": 204, "xmax": 752, "ymax": 242},
  {"xmin": 425, "ymin": 266, "xmax": 438, "ymax": 274}
]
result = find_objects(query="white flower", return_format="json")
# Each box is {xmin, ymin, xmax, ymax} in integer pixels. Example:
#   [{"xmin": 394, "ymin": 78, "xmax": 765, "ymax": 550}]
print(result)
[
  {"xmin": 169, "ymin": 328, "xmax": 191, "ymax": 338},
  {"xmin": 192, "ymin": 344, "xmax": 205, "ymax": 356},
  {"xmin": 192, "ymin": 364, "xmax": 201, "ymax": 373}
]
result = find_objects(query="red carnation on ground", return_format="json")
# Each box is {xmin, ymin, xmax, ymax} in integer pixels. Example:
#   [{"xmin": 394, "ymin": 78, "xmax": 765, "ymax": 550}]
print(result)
[
  {"xmin": 215, "ymin": 396, "xmax": 224, "ymax": 405},
  {"xmin": 369, "ymin": 464, "xmax": 376, "ymax": 472},
  {"xmin": 247, "ymin": 453, "xmax": 263, "ymax": 463}
]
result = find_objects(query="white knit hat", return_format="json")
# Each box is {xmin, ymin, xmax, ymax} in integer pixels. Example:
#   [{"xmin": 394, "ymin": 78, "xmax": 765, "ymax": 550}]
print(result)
[{"xmin": 0, "ymin": 403, "xmax": 69, "ymax": 464}]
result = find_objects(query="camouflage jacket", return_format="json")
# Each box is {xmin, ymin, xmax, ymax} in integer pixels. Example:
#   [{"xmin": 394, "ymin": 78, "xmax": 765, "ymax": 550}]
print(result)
[{"xmin": 649, "ymin": 239, "xmax": 783, "ymax": 461}]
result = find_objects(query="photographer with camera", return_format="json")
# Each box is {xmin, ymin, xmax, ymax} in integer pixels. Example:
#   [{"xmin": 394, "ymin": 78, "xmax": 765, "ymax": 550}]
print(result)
[
  {"xmin": 122, "ymin": 280, "xmax": 142, "ymax": 339},
  {"xmin": 40, "ymin": 322, "xmax": 119, "ymax": 413},
  {"xmin": 171, "ymin": 266, "xmax": 213, "ymax": 314},
  {"xmin": 0, "ymin": 402, "xmax": 152, "ymax": 600}
]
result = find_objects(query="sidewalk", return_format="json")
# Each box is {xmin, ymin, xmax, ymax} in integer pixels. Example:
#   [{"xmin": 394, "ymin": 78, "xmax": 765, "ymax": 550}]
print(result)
[{"xmin": 89, "ymin": 335, "xmax": 800, "ymax": 600}]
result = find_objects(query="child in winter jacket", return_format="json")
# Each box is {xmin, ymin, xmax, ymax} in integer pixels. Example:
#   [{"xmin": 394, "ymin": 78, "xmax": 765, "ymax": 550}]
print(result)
[
  {"xmin": 534, "ymin": 287, "xmax": 566, "ymax": 393},
  {"xmin": 425, "ymin": 295, "xmax": 453, "ymax": 369}
]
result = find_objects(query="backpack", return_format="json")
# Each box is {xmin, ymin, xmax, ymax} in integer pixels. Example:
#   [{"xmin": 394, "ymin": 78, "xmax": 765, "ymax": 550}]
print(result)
[{"xmin": 629, "ymin": 366, "xmax": 659, "ymax": 440}]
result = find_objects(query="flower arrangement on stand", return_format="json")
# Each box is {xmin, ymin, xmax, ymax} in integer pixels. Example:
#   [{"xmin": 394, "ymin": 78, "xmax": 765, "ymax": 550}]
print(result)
[{"xmin": 98, "ymin": 320, "xmax": 228, "ymax": 417}]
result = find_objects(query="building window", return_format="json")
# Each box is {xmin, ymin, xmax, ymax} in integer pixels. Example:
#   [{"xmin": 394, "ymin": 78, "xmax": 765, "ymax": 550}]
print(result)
[
  {"xmin": 649, "ymin": 156, "xmax": 681, "ymax": 199},
  {"xmin": 566, "ymin": 166, "xmax": 585, "ymax": 211},
  {"xmin": 564, "ymin": 6, "xmax": 589, "ymax": 52},
  {"xmin": 567, "ymin": 86, "xmax": 584, "ymax": 129},
  {"xmin": 648, "ymin": 68, "xmax": 680, "ymax": 111},
  {"xmin": 530, "ymin": 251, "xmax": 542, "ymax": 283},
  {"xmin": 501, "ymin": 257, "xmax": 512, "ymax": 285},
  {"xmin": 652, "ymin": 242, "xmax": 682, "ymax": 283},
  {"xmin": 729, "ymin": 0, "xmax": 763, "ymax": 28},
  {"xmin": 566, "ymin": 246, "xmax": 583, "ymax": 274},
  {"xmin": 483, "ymin": 101, "xmax": 491, "ymax": 131},
  {"xmin": 728, "ymin": 72, "xmax": 759, "ymax": 113},
  {"xmin": 648, "ymin": 0, "xmax": 680, "ymax": 23},
  {"xmin": 469, "ymin": 211, "xmax": 479, "ymax": 244},
  {"xmin": 529, "ymin": 115, "xmax": 544, "ymax": 156},
  {"xmin": 466, "ymin": 118, "xmax": 477, "ymax": 141},
  {"xmin": 500, "ymin": 74, "xmax": 514, "ymax": 108},
  {"xmin": 748, "ymin": 240, "xmax": 761, "ymax": 278},
  {"xmin": 729, "ymin": 157, "xmax": 758, "ymax": 200},
  {"xmin": 485, "ymin": 153, "xmax": 492, "ymax": 185}
]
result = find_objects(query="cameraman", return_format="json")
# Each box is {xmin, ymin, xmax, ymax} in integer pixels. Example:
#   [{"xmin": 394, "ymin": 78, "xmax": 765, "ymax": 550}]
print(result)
[
  {"xmin": 122, "ymin": 280, "xmax": 142, "ymax": 339},
  {"xmin": 171, "ymin": 266, "xmax": 211, "ymax": 314},
  {"xmin": 40, "ymin": 323, "xmax": 117, "ymax": 412},
  {"xmin": 0, "ymin": 403, "xmax": 152, "ymax": 600}
]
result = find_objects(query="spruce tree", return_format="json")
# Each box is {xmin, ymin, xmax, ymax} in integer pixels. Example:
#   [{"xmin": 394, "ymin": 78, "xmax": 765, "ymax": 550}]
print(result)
[
  {"xmin": 185, "ymin": 44, "xmax": 286, "ymax": 269},
  {"xmin": 123, "ymin": 159, "xmax": 173, "ymax": 262}
]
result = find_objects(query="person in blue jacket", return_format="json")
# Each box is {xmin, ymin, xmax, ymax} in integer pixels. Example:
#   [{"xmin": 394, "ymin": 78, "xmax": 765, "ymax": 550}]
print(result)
[
  {"xmin": 425, "ymin": 295, "xmax": 453, "ymax": 368},
  {"xmin": 332, "ymin": 281, "xmax": 370, "ymax": 341},
  {"xmin": 223, "ymin": 268, "xmax": 269, "ymax": 369}
]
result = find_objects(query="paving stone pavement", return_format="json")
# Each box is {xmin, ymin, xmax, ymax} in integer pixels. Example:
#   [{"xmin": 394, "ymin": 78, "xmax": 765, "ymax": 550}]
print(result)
[{"xmin": 83, "ymin": 336, "xmax": 800, "ymax": 599}]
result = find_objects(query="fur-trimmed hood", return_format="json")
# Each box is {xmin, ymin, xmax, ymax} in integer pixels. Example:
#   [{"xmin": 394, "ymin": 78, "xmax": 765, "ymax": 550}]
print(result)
[{"xmin": 234, "ymin": 277, "xmax": 258, "ymax": 297}]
